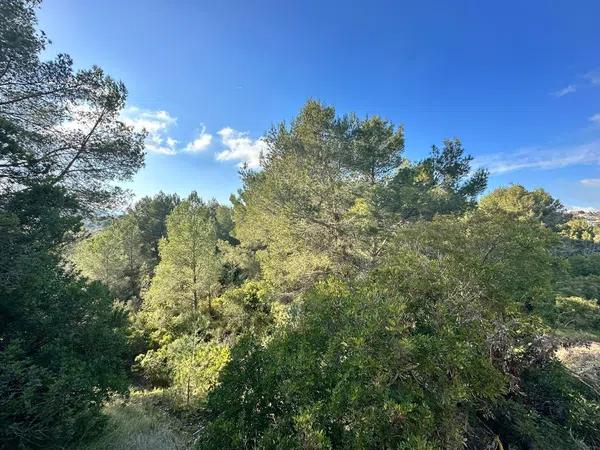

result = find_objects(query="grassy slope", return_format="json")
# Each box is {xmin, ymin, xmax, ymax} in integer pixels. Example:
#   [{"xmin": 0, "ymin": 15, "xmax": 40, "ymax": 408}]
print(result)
[{"xmin": 71, "ymin": 392, "xmax": 192, "ymax": 450}]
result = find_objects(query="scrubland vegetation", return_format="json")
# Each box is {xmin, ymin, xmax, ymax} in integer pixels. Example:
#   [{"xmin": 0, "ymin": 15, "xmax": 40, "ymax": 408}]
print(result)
[{"xmin": 1, "ymin": 1, "xmax": 599, "ymax": 449}]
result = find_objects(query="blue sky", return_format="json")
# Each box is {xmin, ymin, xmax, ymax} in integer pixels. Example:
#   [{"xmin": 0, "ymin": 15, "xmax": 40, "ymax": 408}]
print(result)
[{"xmin": 38, "ymin": 0, "xmax": 600, "ymax": 208}]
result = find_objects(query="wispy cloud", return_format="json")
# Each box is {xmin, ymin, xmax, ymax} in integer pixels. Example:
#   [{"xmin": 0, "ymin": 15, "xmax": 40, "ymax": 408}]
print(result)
[
  {"xmin": 552, "ymin": 68, "xmax": 600, "ymax": 98},
  {"xmin": 121, "ymin": 107, "xmax": 178, "ymax": 155},
  {"xmin": 552, "ymin": 84, "xmax": 577, "ymax": 97},
  {"xmin": 589, "ymin": 113, "xmax": 600, "ymax": 125},
  {"xmin": 581, "ymin": 178, "xmax": 600, "ymax": 187},
  {"xmin": 476, "ymin": 141, "xmax": 600, "ymax": 174},
  {"xmin": 584, "ymin": 69, "xmax": 600, "ymax": 86},
  {"xmin": 184, "ymin": 125, "xmax": 213, "ymax": 153},
  {"xmin": 215, "ymin": 127, "xmax": 268, "ymax": 169}
]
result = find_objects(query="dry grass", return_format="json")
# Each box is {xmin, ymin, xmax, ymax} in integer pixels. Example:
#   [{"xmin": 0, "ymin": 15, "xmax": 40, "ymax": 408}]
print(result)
[
  {"xmin": 72, "ymin": 391, "xmax": 192, "ymax": 450},
  {"xmin": 557, "ymin": 342, "xmax": 600, "ymax": 386}
]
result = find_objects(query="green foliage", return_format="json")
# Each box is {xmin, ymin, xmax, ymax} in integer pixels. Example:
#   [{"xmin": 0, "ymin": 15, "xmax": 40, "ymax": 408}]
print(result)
[
  {"xmin": 381, "ymin": 138, "xmax": 488, "ymax": 220},
  {"xmin": 559, "ymin": 276, "xmax": 600, "ymax": 303},
  {"xmin": 548, "ymin": 296, "xmax": 600, "ymax": 339},
  {"xmin": 479, "ymin": 184, "xmax": 569, "ymax": 230},
  {"xmin": 567, "ymin": 253, "xmax": 600, "ymax": 277},
  {"xmin": 72, "ymin": 192, "xmax": 182, "ymax": 304},
  {"xmin": 389, "ymin": 210, "xmax": 558, "ymax": 313},
  {"xmin": 133, "ymin": 193, "xmax": 241, "ymax": 410},
  {"xmin": 170, "ymin": 339, "xmax": 229, "ymax": 408},
  {"xmin": 4, "ymin": 10, "xmax": 595, "ymax": 447},
  {"xmin": 0, "ymin": 1, "xmax": 145, "ymax": 210},
  {"xmin": 0, "ymin": 3, "xmax": 142, "ymax": 447},
  {"xmin": 136, "ymin": 337, "xmax": 229, "ymax": 409},
  {"xmin": 492, "ymin": 362, "xmax": 600, "ymax": 449},
  {"xmin": 140, "ymin": 193, "xmax": 221, "ymax": 337},
  {"xmin": 199, "ymin": 211, "xmax": 561, "ymax": 449},
  {"xmin": 561, "ymin": 218, "xmax": 600, "ymax": 242},
  {"xmin": 0, "ymin": 186, "xmax": 129, "ymax": 448},
  {"xmin": 556, "ymin": 248, "xmax": 600, "ymax": 303},
  {"xmin": 216, "ymin": 280, "xmax": 274, "ymax": 340},
  {"xmin": 73, "ymin": 214, "xmax": 145, "ymax": 301},
  {"xmin": 233, "ymin": 100, "xmax": 487, "ymax": 294},
  {"xmin": 130, "ymin": 192, "xmax": 181, "ymax": 263},
  {"xmin": 199, "ymin": 276, "xmax": 503, "ymax": 449}
]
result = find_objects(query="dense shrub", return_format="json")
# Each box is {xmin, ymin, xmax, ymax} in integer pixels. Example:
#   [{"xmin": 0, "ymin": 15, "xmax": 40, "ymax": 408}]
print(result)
[
  {"xmin": 199, "ymin": 279, "xmax": 506, "ymax": 449},
  {"xmin": 492, "ymin": 362, "xmax": 600, "ymax": 449},
  {"xmin": 135, "ymin": 336, "xmax": 229, "ymax": 409},
  {"xmin": 198, "ymin": 212, "xmax": 600, "ymax": 449},
  {"xmin": 559, "ymin": 276, "xmax": 600, "ymax": 303},
  {"xmin": 0, "ymin": 186, "xmax": 130, "ymax": 448},
  {"xmin": 549, "ymin": 296, "xmax": 600, "ymax": 337},
  {"xmin": 0, "ymin": 279, "xmax": 129, "ymax": 448}
]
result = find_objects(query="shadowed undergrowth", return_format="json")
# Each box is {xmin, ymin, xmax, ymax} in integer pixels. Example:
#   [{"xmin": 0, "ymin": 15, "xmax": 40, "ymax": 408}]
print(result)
[{"xmin": 72, "ymin": 392, "xmax": 192, "ymax": 450}]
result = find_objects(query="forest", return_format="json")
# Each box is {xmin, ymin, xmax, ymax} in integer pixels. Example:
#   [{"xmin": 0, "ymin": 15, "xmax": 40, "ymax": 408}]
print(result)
[{"xmin": 1, "ymin": 1, "xmax": 599, "ymax": 449}]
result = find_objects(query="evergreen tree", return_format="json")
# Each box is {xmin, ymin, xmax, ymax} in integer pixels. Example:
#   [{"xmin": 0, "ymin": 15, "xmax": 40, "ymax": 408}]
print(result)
[{"xmin": 141, "ymin": 192, "xmax": 221, "ymax": 336}]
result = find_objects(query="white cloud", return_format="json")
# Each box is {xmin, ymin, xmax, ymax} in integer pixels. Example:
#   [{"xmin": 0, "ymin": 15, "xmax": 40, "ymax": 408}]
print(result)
[
  {"xmin": 551, "ymin": 69, "xmax": 600, "ymax": 98},
  {"xmin": 120, "ymin": 107, "xmax": 178, "ymax": 155},
  {"xmin": 552, "ymin": 84, "xmax": 577, "ymax": 97},
  {"xmin": 584, "ymin": 69, "xmax": 600, "ymax": 86},
  {"xmin": 475, "ymin": 141, "xmax": 600, "ymax": 174},
  {"xmin": 590, "ymin": 113, "xmax": 600, "ymax": 125},
  {"xmin": 581, "ymin": 178, "xmax": 600, "ymax": 187},
  {"xmin": 215, "ymin": 127, "xmax": 268, "ymax": 169},
  {"xmin": 53, "ymin": 103, "xmax": 97, "ymax": 132},
  {"xmin": 121, "ymin": 107, "xmax": 176, "ymax": 134},
  {"xmin": 184, "ymin": 125, "xmax": 213, "ymax": 153}
]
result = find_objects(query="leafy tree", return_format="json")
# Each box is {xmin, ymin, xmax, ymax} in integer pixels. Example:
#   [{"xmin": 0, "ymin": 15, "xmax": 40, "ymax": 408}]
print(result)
[
  {"xmin": 0, "ymin": 186, "xmax": 129, "ymax": 448},
  {"xmin": 134, "ymin": 194, "xmax": 244, "ymax": 408},
  {"xmin": 0, "ymin": 0, "xmax": 145, "ymax": 210},
  {"xmin": 136, "ymin": 333, "xmax": 229, "ymax": 408},
  {"xmin": 73, "ymin": 214, "xmax": 145, "ymax": 301},
  {"xmin": 199, "ymin": 210, "xmax": 581, "ymax": 449},
  {"xmin": 72, "ymin": 192, "xmax": 183, "ymax": 303},
  {"xmin": 566, "ymin": 253, "xmax": 600, "ymax": 277},
  {"xmin": 479, "ymin": 185, "xmax": 569, "ymax": 230},
  {"xmin": 233, "ymin": 100, "xmax": 487, "ymax": 295},
  {"xmin": 0, "ymin": 2, "xmax": 143, "ymax": 447},
  {"xmin": 555, "ymin": 221, "xmax": 600, "ymax": 303},
  {"xmin": 200, "ymin": 279, "xmax": 501, "ymax": 449},
  {"xmin": 558, "ymin": 275, "xmax": 600, "ymax": 303},
  {"xmin": 561, "ymin": 217, "xmax": 600, "ymax": 242},
  {"xmin": 130, "ymin": 192, "xmax": 180, "ymax": 263},
  {"xmin": 546, "ymin": 296, "xmax": 600, "ymax": 337},
  {"xmin": 380, "ymin": 139, "xmax": 488, "ymax": 220},
  {"xmin": 141, "ymin": 193, "xmax": 221, "ymax": 337},
  {"xmin": 346, "ymin": 114, "xmax": 405, "ymax": 184}
]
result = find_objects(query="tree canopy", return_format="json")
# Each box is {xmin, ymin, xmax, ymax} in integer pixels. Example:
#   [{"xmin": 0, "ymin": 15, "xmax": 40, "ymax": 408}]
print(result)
[
  {"xmin": 0, "ymin": 0, "xmax": 145, "ymax": 210},
  {"xmin": 233, "ymin": 100, "xmax": 488, "ymax": 295},
  {"xmin": 2, "ymin": 3, "xmax": 599, "ymax": 449}
]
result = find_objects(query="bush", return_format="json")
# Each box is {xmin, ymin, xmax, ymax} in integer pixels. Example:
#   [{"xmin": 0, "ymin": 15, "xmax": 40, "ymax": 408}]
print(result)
[
  {"xmin": 199, "ymin": 276, "xmax": 506, "ymax": 449},
  {"xmin": 558, "ymin": 276, "xmax": 600, "ymax": 303},
  {"xmin": 0, "ymin": 186, "xmax": 130, "ymax": 448},
  {"xmin": 551, "ymin": 296, "xmax": 600, "ymax": 338},
  {"xmin": 0, "ymin": 275, "xmax": 129, "ymax": 448},
  {"xmin": 198, "ymin": 213, "xmax": 600, "ymax": 449},
  {"xmin": 491, "ymin": 361, "xmax": 600, "ymax": 449},
  {"xmin": 136, "ymin": 336, "xmax": 229, "ymax": 410}
]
